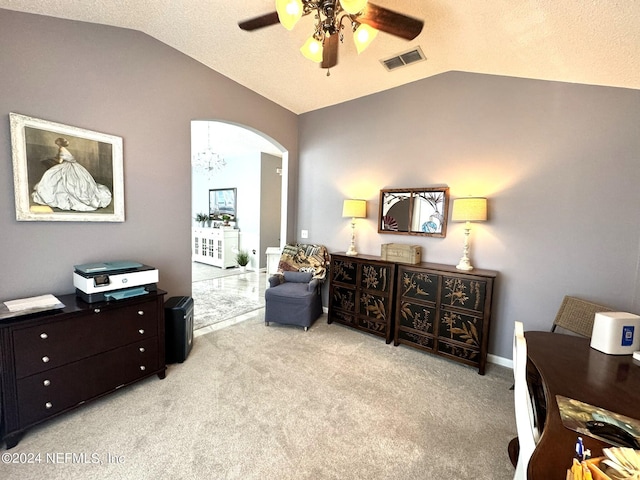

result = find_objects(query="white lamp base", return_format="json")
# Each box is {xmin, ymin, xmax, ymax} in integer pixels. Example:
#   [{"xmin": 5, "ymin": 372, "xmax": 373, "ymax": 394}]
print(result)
[
  {"xmin": 346, "ymin": 218, "xmax": 358, "ymax": 256},
  {"xmin": 456, "ymin": 224, "xmax": 474, "ymax": 270},
  {"xmin": 456, "ymin": 257, "xmax": 473, "ymax": 271}
]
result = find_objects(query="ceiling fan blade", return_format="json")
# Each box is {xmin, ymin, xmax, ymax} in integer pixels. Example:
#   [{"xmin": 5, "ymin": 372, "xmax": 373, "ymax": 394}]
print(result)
[
  {"xmin": 321, "ymin": 33, "xmax": 339, "ymax": 69},
  {"xmin": 356, "ymin": 3, "xmax": 424, "ymax": 40},
  {"xmin": 238, "ymin": 11, "xmax": 280, "ymax": 31}
]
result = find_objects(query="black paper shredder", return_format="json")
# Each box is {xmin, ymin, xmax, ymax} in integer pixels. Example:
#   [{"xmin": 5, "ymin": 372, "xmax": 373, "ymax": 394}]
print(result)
[{"xmin": 164, "ymin": 296, "xmax": 194, "ymax": 364}]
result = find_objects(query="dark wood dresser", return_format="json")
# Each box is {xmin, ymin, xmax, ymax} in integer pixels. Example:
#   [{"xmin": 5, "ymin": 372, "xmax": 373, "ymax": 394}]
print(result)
[
  {"xmin": 0, "ymin": 290, "xmax": 166, "ymax": 449},
  {"xmin": 328, "ymin": 253, "xmax": 396, "ymax": 343}
]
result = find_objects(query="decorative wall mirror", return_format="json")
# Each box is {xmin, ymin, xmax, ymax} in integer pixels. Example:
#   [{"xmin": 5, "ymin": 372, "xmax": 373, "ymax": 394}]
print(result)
[
  {"xmin": 378, "ymin": 187, "xmax": 449, "ymax": 237},
  {"xmin": 209, "ymin": 188, "xmax": 236, "ymax": 220}
]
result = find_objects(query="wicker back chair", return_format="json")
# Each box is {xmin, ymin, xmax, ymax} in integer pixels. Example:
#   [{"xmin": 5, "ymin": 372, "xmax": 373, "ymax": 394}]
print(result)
[{"xmin": 551, "ymin": 295, "xmax": 612, "ymax": 337}]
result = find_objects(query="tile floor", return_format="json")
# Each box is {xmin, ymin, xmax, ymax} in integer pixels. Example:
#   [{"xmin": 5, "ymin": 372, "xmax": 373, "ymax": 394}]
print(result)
[{"xmin": 192, "ymin": 262, "xmax": 267, "ymax": 338}]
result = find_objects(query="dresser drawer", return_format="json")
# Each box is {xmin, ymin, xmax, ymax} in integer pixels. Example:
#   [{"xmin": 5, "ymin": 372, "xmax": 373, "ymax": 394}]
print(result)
[
  {"xmin": 13, "ymin": 300, "xmax": 158, "ymax": 379},
  {"xmin": 397, "ymin": 328, "xmax": 435, "ymax": 350},
  {"xmin": 17, "ymin": 337, "xmax": 159, "ymax": 427},
  {"xmin": 355, "ymin": 316, "xmax": 387, "ymax": 335}
]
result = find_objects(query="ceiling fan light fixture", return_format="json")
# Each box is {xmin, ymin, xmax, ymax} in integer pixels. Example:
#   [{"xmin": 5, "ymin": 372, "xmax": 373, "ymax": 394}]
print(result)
[
  {"xmin": 353, "ymin": 23, "xmax": 378, "ymax": 54},
  {"xmin": 276, "ymin": 0, "xmax": 303, "ymax": 30},
  {"xmin": 238, "ymin": 1, "xmax": 424, "ymax": 72},
  {"xmin": 339, "ymin": 0, "xmax": 368, "ymax": 15},
  {"xmin": 300, "ymin": 36, "xmax": 324, "ymax": 63}
]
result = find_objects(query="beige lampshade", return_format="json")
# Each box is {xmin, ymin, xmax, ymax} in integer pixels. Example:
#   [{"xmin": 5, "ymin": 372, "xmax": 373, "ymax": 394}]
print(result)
[
  {"xmin": 342, "ymin": 199, "xmax": 367, "ymax": 218},
  {"xmin": 452, "ymin": 197, "xmax": 487, "ymax": 222}
]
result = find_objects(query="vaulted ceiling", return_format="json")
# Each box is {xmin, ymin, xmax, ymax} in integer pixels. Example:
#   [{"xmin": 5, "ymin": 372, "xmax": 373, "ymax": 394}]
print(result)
[{"xmin": 1, "ymin": 0, "xmax": 639, "ymax": 114}]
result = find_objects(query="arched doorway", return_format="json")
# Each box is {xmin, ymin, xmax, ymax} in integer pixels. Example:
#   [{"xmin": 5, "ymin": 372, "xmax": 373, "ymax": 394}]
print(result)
[{"xmin": 190, "ymin": 120, "xmax": 288, "ymax": 272}]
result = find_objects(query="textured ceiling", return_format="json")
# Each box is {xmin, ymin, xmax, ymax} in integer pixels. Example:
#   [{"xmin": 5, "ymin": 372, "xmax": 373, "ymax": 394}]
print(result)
[{"xmin": 1, "ymin": 0, "xmax": 639, "ymax": 114}]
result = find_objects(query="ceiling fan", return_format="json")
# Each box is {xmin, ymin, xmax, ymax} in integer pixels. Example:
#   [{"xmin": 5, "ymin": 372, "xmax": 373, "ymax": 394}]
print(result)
[{"xmin": 238, "ymin": 0, "xmax": 424, "ymax": 72}]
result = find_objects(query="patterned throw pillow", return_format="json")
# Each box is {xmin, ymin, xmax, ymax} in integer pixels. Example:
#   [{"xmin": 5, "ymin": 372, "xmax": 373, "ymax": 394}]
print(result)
[{"xmin": 277, "ymin": 244, "xmax": 329, "ymax": 280}]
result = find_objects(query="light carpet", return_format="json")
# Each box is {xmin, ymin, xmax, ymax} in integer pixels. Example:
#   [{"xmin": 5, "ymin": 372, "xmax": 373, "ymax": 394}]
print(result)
[
  {"xmin": 192, "ymin": 278, "xmax": 265, "ymax": 331},
  {"xmin": 2, "ymin": 313, "xmax": 517, "ymax": 480}
]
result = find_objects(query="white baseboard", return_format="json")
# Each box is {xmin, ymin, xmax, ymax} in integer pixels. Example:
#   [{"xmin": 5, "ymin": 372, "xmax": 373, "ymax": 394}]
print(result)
[{"xmin": 488, "ymin": 353, "xmax": 512, "ymax": 369}]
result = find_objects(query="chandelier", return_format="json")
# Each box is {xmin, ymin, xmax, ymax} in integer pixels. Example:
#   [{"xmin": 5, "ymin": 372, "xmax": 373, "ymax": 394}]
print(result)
[
  {"xmin": 239, "ymin": 1, "xmax": 423, "ymax": 73},
  {"xmin": 192, "ymin": 123, "xmax": 226, "ymax": 179}
]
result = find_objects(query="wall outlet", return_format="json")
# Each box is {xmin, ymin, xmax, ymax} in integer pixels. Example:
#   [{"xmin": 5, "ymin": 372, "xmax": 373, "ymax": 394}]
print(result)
[{"xmin": 301, "ymin": 230, "xmax": 309, "ymax": 239}]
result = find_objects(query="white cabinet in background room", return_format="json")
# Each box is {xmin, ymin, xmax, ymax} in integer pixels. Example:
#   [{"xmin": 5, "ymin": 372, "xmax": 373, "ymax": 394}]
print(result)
[
  {"xmin": 192, "ymin": 228, "xmax": 239, "ymax": 269},
  {"xmin": 265, "ymin": 247, "xmax": 282, "ymax": 277}
]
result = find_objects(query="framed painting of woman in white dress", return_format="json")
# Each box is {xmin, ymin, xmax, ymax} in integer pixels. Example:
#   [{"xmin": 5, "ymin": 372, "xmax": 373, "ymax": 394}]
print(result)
[{"xmin": 10, "ymin": 113, "xmax": 124, "ymax": 222}]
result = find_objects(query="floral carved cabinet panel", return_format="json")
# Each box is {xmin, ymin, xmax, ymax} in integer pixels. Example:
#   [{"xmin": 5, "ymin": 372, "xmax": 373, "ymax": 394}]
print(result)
[
  {"xmin": 328, "ymin": 254, "xmax": 497, "ymax": 374},
  {"xmin": 396, "ymin": 271, "xmax": 439, "ymax": 350},
  {"xmin": 395, "ymin": 264, "xmax": 497, "ymax": 375},
  {"xmin": 328, "ymin": 254, "xmax": 396, "ymax": 343}
]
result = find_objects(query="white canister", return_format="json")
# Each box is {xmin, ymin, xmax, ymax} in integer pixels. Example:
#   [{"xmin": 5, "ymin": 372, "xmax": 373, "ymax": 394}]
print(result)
[{"xmin": 590, "ymin": 312, "xmax": 640, "ymax": 355}]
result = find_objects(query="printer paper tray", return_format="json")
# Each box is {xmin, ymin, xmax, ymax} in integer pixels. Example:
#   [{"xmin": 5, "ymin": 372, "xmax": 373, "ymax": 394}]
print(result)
[{"xmin": 76, "ymin": 284, "xmax": 157, "ymax": 304}]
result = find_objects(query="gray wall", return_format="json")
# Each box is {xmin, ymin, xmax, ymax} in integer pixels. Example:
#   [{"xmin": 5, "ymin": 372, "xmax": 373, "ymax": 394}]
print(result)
[
  {"xmin": 233, "ymin": 152, "xmax": 261, "ymax": 268},
  {"xmin": 3, "ymin": 9, "xmax": 640, "ymax": 362},
  {"xmin": 0, "ymin": 9, "xmax": 298, "ymax": 299},
  {"xmin": 260, "ymin": 153, "xmax": 283, "ymax": 267},
  {"xmin": 298, "ymin": 71, "xmax": 640, "ymax": 359}
]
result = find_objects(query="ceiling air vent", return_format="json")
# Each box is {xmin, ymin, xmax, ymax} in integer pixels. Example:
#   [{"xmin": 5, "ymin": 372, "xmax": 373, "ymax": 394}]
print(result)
[{"xmin": 381, "ymin": 46, "xmax": 426, "ymax": 72}]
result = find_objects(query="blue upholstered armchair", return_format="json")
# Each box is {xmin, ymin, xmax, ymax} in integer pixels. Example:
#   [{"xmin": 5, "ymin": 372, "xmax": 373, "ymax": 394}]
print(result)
[{"xmin": 264, "ymin": 244, "xmax": 329, "ymax": 331}]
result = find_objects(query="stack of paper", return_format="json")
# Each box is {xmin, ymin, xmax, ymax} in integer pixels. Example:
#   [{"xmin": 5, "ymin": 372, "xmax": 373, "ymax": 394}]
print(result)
[{"xmin": 4, "ymin": 294, "xmax": 62, "ymax": 312}]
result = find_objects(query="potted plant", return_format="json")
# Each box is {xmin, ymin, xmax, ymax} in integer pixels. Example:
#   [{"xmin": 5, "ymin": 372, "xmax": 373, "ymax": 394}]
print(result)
[
  {"xmin": 195, "ymin": 212, "xmax": 209, "ymax": 227},
  {"xmin": 236, "ymin": 249, "xmax": 250, "ymax": 271},
  {"xmin": 222, "ymin": 214, "xmax": 231, "ymax": 226}
]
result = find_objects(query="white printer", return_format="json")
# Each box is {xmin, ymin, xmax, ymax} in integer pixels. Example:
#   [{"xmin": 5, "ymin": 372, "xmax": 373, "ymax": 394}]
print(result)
[{"xmin": 73, "ymin": 261, "xmax": 159, "ymax": 303}]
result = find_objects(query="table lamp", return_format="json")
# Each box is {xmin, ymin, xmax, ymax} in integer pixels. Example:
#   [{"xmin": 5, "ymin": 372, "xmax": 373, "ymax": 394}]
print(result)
[
  {"xmin": 452, "ymin": 197, "xmax": 487, "ymax": 271},
  {"xmin": 342, "ymin": 199, "xmax": 367, "ymax": 256}
]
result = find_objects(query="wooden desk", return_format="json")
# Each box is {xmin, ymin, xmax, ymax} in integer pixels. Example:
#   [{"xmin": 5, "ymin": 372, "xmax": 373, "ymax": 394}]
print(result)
[{"xmin": 525, "ymin": 331, "xmax": 640, "ymax": 479}]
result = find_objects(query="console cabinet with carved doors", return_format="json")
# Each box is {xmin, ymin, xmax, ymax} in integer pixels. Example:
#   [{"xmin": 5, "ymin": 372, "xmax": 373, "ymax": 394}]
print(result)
[
  {"xmin": 328, "ymin": 254, "xmax": 396, "ymax": 343},
  {"xmin": 395, "ymin": 263, "xmax": 496, "ymax": 374}
]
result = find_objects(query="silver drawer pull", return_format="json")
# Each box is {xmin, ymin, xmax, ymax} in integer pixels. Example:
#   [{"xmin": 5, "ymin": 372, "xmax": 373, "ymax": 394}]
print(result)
[
  {"xmin": 42, "ymin": 356, "xmax": 50, "ymax": 363},
  {"xmin": 43, "ymin": 379, "xmax": 51, "ymax": 387},
  {"xmin": 40, "ymin": 333, "xmax": 48, "ymax": 340},
  {"xmin": 138, "ymin": 329, "xmax": 145, "ymax": 335},
  {"xmin": 139, "ymin": 347, "xmax": 145, "ymax": 353},
  {"xmin": 45, "ymin": 402, "xmax": 52, "ymax": 409},
  {"xmin": 94, "ymin": 308, "xmax": 101, "ymax": 313},
  {"xmin": 139, "ymin": 365, "xmax": 146, "ymax": 371},
  {"xmin": 137, "ymin": 310, "xmax": 144, "ymax": 316}
]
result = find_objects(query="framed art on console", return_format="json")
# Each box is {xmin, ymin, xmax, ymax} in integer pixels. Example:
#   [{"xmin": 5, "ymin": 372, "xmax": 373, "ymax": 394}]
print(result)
[
  {"xmin": 9, "ymin": 113, "xmax": 124, "ymax": 222},
  {"xmin": 378, "ymin": 187, "xmax": 449, "ymax": 237},
  {"xmin": 209, "ymin": 188, "xmax": 237, "ymax": 221}
]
